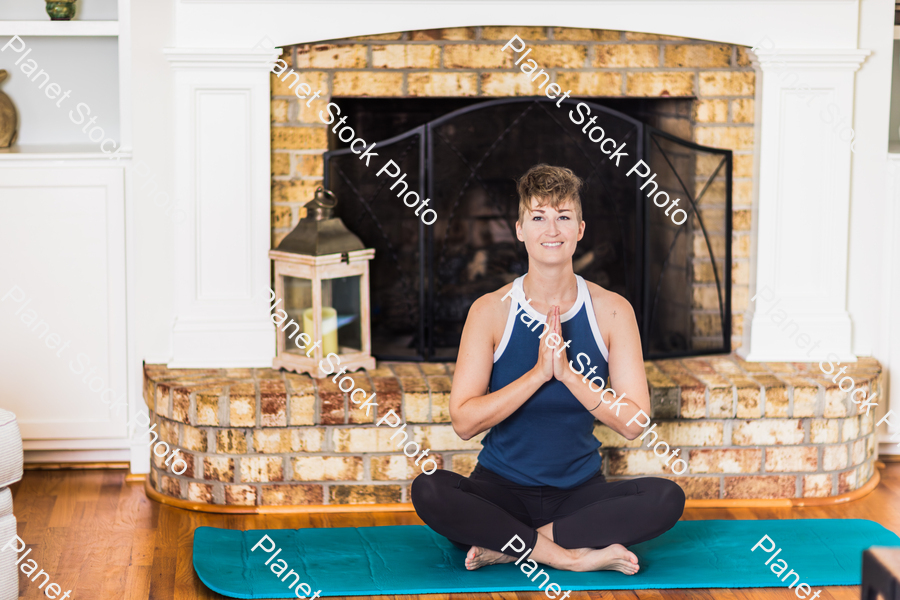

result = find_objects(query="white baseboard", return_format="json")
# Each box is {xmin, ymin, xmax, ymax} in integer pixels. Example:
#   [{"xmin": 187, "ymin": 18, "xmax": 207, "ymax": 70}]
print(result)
[
  {"xmin": 879, "ymin": 444, "xmax": 900, "ymax": 456},
  {"xmin": 24, "ymin": 449, "xmax": 131, "ymax": 463}
]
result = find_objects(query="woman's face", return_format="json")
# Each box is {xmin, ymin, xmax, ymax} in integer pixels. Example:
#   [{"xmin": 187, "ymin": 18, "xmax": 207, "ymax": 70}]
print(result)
[{"xmin": 515, "ymin": 197, "xmax": 585, "ymax": 265}]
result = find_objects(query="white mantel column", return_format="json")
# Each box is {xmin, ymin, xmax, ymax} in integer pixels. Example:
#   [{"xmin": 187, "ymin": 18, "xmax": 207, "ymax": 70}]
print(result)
[
  {"xmin": 163, "ymin": 49, "xmax": 276, "ymax": 367},
  {"xmin": 740, "ymin": 49, "xmax": 869, "ymax": 362}
]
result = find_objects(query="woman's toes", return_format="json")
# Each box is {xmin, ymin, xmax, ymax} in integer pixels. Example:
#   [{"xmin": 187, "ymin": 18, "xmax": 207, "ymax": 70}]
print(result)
[
  {"xmin": 465, "ymin": 546, "xmax": 487, "ymax": 570},
  {"xmin": 621, "ymin": 565, "xmax": 637, "ymax": 575}
]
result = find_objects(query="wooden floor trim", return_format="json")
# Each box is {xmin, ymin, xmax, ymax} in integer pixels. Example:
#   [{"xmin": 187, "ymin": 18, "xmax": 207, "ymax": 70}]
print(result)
[
  {"xmin": 790, "ymin": 468, "xmax": 880, "ymax": 506},
  {"xmin": 144, "ymin": 480, "xmax": 418, "ymax": 513},
  {"xmin": 144, "ymin": 469, "xmax": 881, "ymax": 514},
  {"xmin": 24, "ymin": 461, "xmax": 130, "ymax": 470}
]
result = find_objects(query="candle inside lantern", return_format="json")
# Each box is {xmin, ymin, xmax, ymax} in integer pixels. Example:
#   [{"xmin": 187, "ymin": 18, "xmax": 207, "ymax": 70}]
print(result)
[{"xmin": 303, "ymin": 307, "xmax": 339, "ymax": 355}]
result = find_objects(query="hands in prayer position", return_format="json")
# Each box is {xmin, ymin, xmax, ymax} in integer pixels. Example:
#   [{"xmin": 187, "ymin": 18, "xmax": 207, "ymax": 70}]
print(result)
[{"xmin": 534, "ymin": 305, "xmax": 572, "ymax": 385}]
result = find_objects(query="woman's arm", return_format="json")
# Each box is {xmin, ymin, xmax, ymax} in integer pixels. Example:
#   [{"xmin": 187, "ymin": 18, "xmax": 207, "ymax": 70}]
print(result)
[
  {"xmin": 449, "ymin": 291, "xmax": 554, "ymax": 441},
  {"xmin": 555, "ymin": 294, "xmax": 651, "ymax": 440}
]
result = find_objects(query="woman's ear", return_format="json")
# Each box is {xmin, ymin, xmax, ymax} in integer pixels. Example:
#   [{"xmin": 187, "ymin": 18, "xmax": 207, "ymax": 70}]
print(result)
[
  {"xmin": 515, "ymin": 218, "xmax": 525, "ymax": 243},
  {"xmin": 577, "ymin": 219, "xmax": 586, "ymax": 241}
]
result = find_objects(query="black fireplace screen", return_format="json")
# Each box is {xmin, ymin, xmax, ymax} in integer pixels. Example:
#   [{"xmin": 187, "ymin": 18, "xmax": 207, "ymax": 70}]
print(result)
[{"xmin": 323, "ymin": 97, "xmax": 732, "ymax": 361}]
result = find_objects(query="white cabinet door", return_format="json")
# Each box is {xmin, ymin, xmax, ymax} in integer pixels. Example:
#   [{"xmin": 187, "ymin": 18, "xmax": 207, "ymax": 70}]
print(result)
[{"xmin": 0, "ymin": 167, "xmax": 128, "ymax": 445}]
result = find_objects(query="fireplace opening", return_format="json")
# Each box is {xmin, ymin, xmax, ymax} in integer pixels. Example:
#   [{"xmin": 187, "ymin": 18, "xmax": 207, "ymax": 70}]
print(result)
[{"xmin": 323, "ymin": 97, "xmax": 732, "ymax": 362}]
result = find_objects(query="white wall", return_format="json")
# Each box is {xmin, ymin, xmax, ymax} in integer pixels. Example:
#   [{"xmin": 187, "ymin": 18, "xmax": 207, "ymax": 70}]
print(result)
[
  {"xmin": 126, "ymin": 0, "xmax": 177, "ymax": 471},
  {"xmin": 851, "ymin": 0, "xmax": 897, "ymax": 452},
  {"xmin": 849, "ymin": 0, "xmax": 893, "ymax": 358},
  {"xmin": 0, "ymin": 36, "xmax": 120, "ymax": 145},
  {"xmin": 132, "ymin": 0, "xmax": 176, "ymax": 365}
]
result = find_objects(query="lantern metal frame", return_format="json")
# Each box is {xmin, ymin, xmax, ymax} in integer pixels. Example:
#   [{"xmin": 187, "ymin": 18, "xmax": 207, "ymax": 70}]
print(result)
[{"xmin": 269, "ymin": 248, "xmax": 376, "ymax": 376}]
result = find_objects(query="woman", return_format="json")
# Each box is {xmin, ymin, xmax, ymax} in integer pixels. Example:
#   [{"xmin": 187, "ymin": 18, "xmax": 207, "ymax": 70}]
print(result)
[{"xmin": 410, "ymin": 164, "xmax": 685, "ymax": 575}]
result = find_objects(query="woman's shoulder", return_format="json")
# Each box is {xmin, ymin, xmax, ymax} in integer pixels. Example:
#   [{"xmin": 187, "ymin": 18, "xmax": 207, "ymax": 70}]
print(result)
[
  {"xmin": 583, "ymin": 279, "xmax": 636, "ymax": 319},
  {"xmin": 469, "ymin": 281, "xmax": 518, "ymax": 320},
  {"xmin": 462, "ymin": 282, "xmax": 518, "ymax": 351}
]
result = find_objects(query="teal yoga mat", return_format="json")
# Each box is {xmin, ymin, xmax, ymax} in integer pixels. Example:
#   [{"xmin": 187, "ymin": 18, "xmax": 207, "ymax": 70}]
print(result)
[{"xmin": 193, "ymin": 519, "xmax": 900, "ymax": 598}]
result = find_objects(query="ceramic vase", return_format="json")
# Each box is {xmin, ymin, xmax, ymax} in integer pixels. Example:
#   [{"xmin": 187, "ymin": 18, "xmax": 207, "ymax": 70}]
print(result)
[
  {"xmin": 45, "ymin": 0, "xmax": 76, "ymax": 20},
  {"xmin": 0, "ymin": 71, "xmax": 17, "ymax": 149}
]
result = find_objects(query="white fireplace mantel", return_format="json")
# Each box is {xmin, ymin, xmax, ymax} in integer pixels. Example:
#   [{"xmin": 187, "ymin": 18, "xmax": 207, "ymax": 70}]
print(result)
[
  {"xmin": 164, "ymin": 49, "xmax": 276, "ymax": 367},
  {"xmin": 740, "ymin": 48, "xmax": 871, "ymax": 362},
  {"xmin": 172, "ymin": 1, "xmax": 863, "ymax": 51},
  {"xmin": 159, "ymin": 0, "xmax": 887, "ymax": 368}
]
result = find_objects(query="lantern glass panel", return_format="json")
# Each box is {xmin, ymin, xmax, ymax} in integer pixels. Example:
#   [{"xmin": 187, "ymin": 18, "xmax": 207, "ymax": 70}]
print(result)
[
  {"xmin": 323, "ymin": 275, "xmax": 362, "ymax": 354},
  {"xmin": 283, "ymin": 276, "xmax": 313, "ymax": 356}
]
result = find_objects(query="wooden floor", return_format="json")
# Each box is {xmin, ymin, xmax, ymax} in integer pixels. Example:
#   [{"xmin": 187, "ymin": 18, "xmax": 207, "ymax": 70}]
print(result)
[{"xmin": 8, "ymin": 464, "xmax": 900, "ymax": 600}]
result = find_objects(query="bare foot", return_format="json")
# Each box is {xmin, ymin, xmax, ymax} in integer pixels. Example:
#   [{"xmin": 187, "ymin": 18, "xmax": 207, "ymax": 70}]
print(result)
[
  {"xmin": 568, "ymin": 544, "xmax": 640, "ymax": 575},
  {"xmin": 465, "ymin": 546, "xmax": 517, "ymax": 571}
]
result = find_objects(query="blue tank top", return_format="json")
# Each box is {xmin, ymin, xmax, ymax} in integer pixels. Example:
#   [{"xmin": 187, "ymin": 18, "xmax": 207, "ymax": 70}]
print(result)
[{"xmin": 477, "ymin": 275, "xmax": 611, "ymax": 489}]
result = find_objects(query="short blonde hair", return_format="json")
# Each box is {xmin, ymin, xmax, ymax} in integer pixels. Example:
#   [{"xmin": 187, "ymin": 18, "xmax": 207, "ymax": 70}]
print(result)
[{"xmin": 516, "ymin": 164, "xmax": 584, "ymax": 223}]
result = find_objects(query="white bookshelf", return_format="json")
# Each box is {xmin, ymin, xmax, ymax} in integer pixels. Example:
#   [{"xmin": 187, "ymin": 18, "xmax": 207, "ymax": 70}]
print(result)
[
  {"xmin": 0, "ymin": 0, "xmax": 117, "ymax": 21},
  {"xmin": 0, "ymin": 35, "xmax": 121, "ymax": 150},
  {"xmin": 0, "ymin": 144, "xmax": 128, "ymax": 160},
  {"xmin": 0, "ymin": 20, "xmax": 118, "ymax": 36},
  {"xmin": 0, "ymin": 0, "xmax": 135, "ymax": 463},
  {"xmin": 0, "ymin": 0, "xmax": 128, "ymax": 156}
]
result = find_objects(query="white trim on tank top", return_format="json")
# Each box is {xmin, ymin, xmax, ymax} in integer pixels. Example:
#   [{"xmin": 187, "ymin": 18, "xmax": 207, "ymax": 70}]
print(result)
[
  {"xmin": 579, "ymin": 276, "xmax": 610, "ymax": 363},
  {"xmin": 493, "ymin": 275, "xmax": 610, "ymax": 363}
]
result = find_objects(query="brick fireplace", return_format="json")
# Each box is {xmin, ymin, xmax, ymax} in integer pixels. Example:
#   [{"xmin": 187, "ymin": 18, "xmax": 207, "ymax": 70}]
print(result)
[
  {"xmin": 270, "ymin": 26, "xmax": 755, "ymax": 353},
  {"xmin": 152, "ymin": 21, "xmax": 879, "ymax": 506}
]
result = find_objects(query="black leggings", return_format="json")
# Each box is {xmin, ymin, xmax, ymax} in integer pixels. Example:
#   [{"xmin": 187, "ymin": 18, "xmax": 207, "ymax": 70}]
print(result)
[{"xmin": 411, "ymin": 464, "xmax": 685, "ymax": 556}]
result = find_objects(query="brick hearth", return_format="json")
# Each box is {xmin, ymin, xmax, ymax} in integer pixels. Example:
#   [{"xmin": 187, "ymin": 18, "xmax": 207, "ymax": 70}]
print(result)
[{"xmin": 143, "ymin": 355, "xmax": 881, "ymax": 506}]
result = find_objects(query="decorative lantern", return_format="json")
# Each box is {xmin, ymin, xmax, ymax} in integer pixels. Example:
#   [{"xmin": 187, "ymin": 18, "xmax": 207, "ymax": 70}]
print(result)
[{"xmin": 269, "ymin": 187, "xmax": 375, "ymax": 376}]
